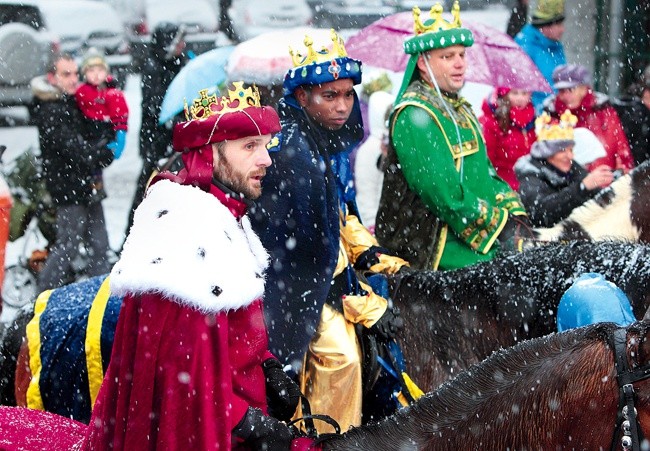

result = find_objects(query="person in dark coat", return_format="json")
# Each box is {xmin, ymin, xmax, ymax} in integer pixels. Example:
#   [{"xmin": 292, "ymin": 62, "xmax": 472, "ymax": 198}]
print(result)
[
  {"xmin": 611, "ymin": 64, "xmax": 650, "ymax": 166},
  {"xmin": 127, "ymin": 22, "xmax": 186, "ymax": 230},
  {"xmin": 515, "ymin": 111, "xmax": 614, "ymax": 227},
  {"xmin": 506, "ymin": 0, "xmax": 529, "ymax": 38},
  {"xmin": 30, "ymin": 53, "xmax": 116, "ymax": 291},
  {"xmin": 251, "ymin": 30, "xmax": 408, "ymax": 432}
]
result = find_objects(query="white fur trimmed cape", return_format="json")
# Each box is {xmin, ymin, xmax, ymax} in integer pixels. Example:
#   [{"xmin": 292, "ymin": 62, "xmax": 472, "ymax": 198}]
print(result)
[{"xmin": 110, "ymin": 180, "xmax": 269, "ymax": 313}]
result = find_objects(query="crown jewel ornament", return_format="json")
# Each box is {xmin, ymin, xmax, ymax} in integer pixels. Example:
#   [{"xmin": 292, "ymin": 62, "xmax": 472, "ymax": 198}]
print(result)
[
  {"xmin": 535, "ymin": 110, "xmax": 578, "ymax": 142},
  {"xmin": 413, "ymin": 1, "xmax": 462, "ymax": 35},
  {"xmin": 184, "ymin": 82, "xmax": 262, "ymax": 121},
  {"xmin": 403, "ymin": 1, "xmax": 474, "ymax": 55},
  {"xmin": 289, "ymin": 29, "xmax": 348, "ymax": 68}
]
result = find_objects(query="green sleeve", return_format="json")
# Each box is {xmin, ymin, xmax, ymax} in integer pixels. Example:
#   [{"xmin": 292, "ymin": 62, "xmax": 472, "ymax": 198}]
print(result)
[{"xmin": 391, "ymin": 105, "xmax": 507, "ymax": 254}]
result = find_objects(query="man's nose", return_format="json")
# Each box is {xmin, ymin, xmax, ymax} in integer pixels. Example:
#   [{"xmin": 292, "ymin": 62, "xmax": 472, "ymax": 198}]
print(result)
[
  {"xmin": 258, "ymin": 148, "xmax": 272, "ymax": 167},
  {"xmin": 334, "ymin": 97, "xmax": 348, "ymax": 112}
]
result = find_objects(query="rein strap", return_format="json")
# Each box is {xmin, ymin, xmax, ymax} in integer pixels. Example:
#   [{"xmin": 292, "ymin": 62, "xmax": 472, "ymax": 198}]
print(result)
[{"xmin": 611, "ymin": 327, "xmax": 650, "ymax": 451}]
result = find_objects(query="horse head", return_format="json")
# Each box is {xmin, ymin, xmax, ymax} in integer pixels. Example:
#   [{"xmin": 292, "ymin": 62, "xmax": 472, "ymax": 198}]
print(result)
[
  {"xmin": 612, "ymin": 321, "xmax": 650, "ymax": 449},
  {"xmin": 321, "ymin": 321, "xmax": 650, "ymax": 450}
]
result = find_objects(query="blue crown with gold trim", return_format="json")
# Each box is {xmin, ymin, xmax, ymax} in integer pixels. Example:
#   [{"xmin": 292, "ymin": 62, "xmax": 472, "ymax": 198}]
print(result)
[
  {"xmin": 404, "ymin": 1, "xmax": 474, "ymax": 55},
  {"xmin": 283, "ymin": 29, "xmax": 362, "ymax": 104}
]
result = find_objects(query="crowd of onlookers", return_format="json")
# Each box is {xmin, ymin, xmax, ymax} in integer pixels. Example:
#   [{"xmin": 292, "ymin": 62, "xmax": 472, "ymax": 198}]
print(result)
[{"xmin": 354, "ymin": 0, "xmax": 649, "ymax": 234}]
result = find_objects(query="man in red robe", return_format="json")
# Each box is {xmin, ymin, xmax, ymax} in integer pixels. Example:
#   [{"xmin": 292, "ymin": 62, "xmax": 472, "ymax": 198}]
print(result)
[{"xmin": 0, "ymin": 83, "xmax": 302, "ymax": 450}]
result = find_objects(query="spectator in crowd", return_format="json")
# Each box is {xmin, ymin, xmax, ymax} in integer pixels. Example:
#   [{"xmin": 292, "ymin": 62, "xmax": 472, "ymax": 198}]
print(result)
[
  {"xmin": 612, "ymin": 64, "xmax": 650, "ymax": 166},
  {"xmin": 515, "ymin": 0, "xmax": 567, "ymax": 110},
  {"xmin": 354, "ymin": 90, "xmax": 394, "ymax": 230},
  {"xmin": 127, "ymin": 22, "xmax": 187, "ymax": 231},
  {"xmin": 30, "ymin": 53, "xmax": 116, "ymax": 291},
  {"xmin": 543, "ymin": 64, "xmax": 634, "ymax": 172},
  {"xmin": 515, "ymin": 111, "xmax": 613, "ymax": 227},
  {"xmin": 480, "ymin": 87, "xmax": 536, "ymax": 190},
  {"xmin": 376, "ymin": 3, "xmax": 530, "ymax": 271},
  {"xmin": 506, "ymin": 0, "xmax": 529, "ymax": 38},
  {"xmin": 75, "ymin": 49, "xmax": 128, "ymax": 160}
]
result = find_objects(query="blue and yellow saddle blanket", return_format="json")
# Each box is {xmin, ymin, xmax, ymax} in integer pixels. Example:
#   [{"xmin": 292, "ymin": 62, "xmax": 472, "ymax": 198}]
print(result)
[{"xmin": 25, "ymin": 275, "xmax": 122, "ymax": 423}]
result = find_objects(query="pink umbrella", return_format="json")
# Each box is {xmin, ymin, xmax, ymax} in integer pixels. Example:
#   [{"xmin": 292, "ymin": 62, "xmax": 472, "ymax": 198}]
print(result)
[{"xmin": 346, "ymin": 12, "xmax": 553, "ymax": 92}]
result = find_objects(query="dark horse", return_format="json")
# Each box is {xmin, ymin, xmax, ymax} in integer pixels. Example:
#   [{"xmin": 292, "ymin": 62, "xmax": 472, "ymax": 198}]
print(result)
[
  {"xmin": 3, "ymin": 241, "xmax": 650, "ymax": 418},
  {"xmin": 2, "ymin": 321, "xmax": 650, "ymax": 450},
  {"xmin": 392, "ymin": 240, "xmax": 650, "ymax": 391},
  {"xmin": 322, "ymin": 321, "xmax": 650, "ymax": 450}
]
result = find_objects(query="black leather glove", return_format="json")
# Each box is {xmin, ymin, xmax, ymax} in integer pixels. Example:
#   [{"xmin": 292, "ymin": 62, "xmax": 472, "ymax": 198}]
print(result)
[
  {"xmin": 232, "ymin": 407, "xmax": 293, "ymax": 451},
  {"xmin": 262, "ymin": 358, "xmax": 301, "ymax": 422},
  {"xmin": 498, "ymin": 215, "xmax": 535, "ymax": 252},
  {"xmin": 368, "ymin": 307, "xmax": 403, "ymax": 341}
]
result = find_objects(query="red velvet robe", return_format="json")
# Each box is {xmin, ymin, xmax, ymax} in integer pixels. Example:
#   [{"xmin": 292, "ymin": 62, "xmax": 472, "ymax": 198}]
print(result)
[
  {"xmin": 0, "ymin": 180, "xmax": 274, "ymax": 450},
  {"xmin": 82, "ymin": 181, "xmax": 272, "ymax": 450},
  {"xmin": 83, "ymin": 293, "xmax": 271, "ymax": 450}
]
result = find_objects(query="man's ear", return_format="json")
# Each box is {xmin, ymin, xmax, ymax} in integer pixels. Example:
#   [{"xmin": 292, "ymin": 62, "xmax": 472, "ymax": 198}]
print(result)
[
  {"xmin": 46, "ymin": 72, "xmax": 56, "ymax": 86},
  {"xmin": 295, "ymin": 87, "xmax": 308, "ymax": 107},
  {"xmin": 416, "ymin": 54, "xmax": 427, "ymax": 73}
]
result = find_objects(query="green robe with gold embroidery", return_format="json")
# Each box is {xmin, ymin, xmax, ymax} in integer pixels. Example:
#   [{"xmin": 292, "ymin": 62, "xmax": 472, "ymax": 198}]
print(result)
[{"xmin": 376, "ymin": 80, "xmax": 526, "ymax": 270}]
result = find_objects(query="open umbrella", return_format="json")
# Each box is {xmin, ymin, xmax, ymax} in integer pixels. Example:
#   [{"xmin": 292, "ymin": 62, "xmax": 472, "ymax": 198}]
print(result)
[
  {"xmin": 159, "ymin": 45, "xmax": 234, "ymax": 125},
  {"xmin": 346, "ymin": 12, "xmax": 552, "ymax": 93},
  {"xmin": 226, "ymin": 27, "xmax": 333, "ymax": 87}
]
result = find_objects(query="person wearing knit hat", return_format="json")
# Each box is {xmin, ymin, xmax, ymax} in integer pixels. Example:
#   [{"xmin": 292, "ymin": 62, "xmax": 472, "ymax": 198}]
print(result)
[
  {"xmin": 542, "ymin": 63, "xmax": 635, "ymax": 173},
  {"xmin": 81, "ymin": 83, "xmax": 304, "ymax": 450},
  {"xmin": 531, "ymin": 0, "xmax": 565, "ymax": 26},
  {"xmin": 514, "ymin": 0, "xmax": 567, "ymax": 109},
  {"xmin": 251, "ymin": 29, "xmax": 410, "ymax": 432},
  {"xmin": 75, "ymin": 47, "xmax": 129, "ymax": 160},
  {"xmin": 375, "ymin": 2, "xmax": 530, "ymax": 271},
  {"xmin": 515, "ymin": 110, "xmax": 614, "ymax": 227}
]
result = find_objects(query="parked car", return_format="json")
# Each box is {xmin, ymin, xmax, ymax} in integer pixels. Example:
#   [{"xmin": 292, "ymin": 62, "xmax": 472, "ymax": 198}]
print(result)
[
  {"xmin": 398, "ymin": 0, "xmax": 509, "ymax": 11},
  {"xmin": 317, "ymin": 0, "xmax": 398, "ymax": 29},
  {"xmin": 125, "ymin": 0, "xmax": 222, "ymax": 71},
  {"xmin": 36, "ymin": 0, "xmax": 133, "ymax": 88},
  {"xmin": 228, "ymin": 0, "xmax": 313, "ymax": 43},
  {"xmin": 0, "ymin": 0, "xmax": 59, "ymax": 107}
]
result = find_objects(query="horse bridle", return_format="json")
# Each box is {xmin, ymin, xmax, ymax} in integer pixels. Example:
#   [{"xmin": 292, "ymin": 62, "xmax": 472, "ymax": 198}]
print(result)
[{"xmin": 611, "ymin": 327, "xmax": 650, "ymax": 451}]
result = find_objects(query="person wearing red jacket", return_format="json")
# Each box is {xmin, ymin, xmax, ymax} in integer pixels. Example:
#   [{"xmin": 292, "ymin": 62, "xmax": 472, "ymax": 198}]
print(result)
[
  {"xmin": 75, "ymin": 50, "xmax": 129, "ymax": 159},
  {"xmin": 0, "ymin": 83, "xmax": 305, "ymax": 451},
  {"xmin": 542, "ymin": 64, "xmax": 634, "ymax": 173},
  {"xmin": 480, "ymin": 87, "xmax": 536, "ymax": 190}
]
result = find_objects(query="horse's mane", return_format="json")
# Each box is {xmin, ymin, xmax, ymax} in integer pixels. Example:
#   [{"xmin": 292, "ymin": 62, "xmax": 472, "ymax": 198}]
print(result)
[
  {"xmin": 390, "ymin": 241, "xmax": 650, "ymax": 390},
  {"xmin": 326, "ymin": 322, "xmax": 622, "ymax": 450},
  {"xmin": 536, "ymin": 160, "xmax": 650, "ymax": 241}
]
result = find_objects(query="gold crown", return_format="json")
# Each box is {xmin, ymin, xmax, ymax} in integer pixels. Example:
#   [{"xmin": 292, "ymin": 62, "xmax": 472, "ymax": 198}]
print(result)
[
  {"xmin": 184, "ymin": 82, "xmax": 261, "ymax": 121},
  {"xmin": 289, "ymin": 28, "xmax": 348, "ymax": 67},
  {"xmin": 535, "ymin": 110, "xmax": 578, "ymax": 141},
  {"xmin": 413, "ymin": 1, "xmax": 463, "ymax": 35}
]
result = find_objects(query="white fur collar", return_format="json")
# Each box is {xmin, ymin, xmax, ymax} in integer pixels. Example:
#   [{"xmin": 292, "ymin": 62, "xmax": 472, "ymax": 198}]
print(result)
[{"xmin": 110, "ymin": 180, "xmax": 269, "ymax": 313}]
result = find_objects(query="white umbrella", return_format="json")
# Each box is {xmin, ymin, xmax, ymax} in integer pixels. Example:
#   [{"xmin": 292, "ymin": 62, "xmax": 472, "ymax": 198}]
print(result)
[{"xmin": 226, "ymin": 27, "xmax": 333, "ymax": 87}]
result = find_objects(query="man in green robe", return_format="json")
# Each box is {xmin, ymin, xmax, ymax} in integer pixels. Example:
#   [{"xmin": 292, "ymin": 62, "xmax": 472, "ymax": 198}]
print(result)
[{"xmin": 376, "ymin": 2, "xmax": 530, "ymax": 270}]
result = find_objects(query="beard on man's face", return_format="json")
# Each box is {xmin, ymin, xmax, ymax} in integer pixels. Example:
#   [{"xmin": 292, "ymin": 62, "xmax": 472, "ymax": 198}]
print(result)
[{"xmin": 214, "ymin": 156, "xmax": 265, "ymax": 200}]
